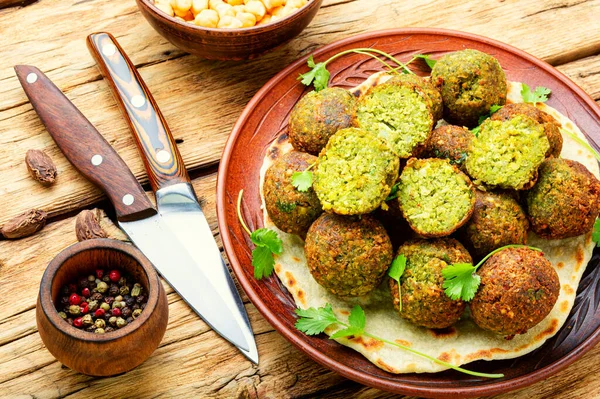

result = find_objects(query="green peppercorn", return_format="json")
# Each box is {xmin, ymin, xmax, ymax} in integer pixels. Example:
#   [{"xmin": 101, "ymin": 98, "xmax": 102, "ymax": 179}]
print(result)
[
  {"xmin": 88, "ymin": 275, "xmax": 96, "ymax": 282},
  {"xmin": 132, "ymin": 309, "xmax": 143, "ymax": 319},
  {"xmin": 109, "ymin": 316, "xmax": 117, "ymax": 326},
  {"xmin": 100, "ymin": 302, "xmax": 111, "ymax": 312},
  {"xmin": 112, "ymin": 301, "xmax": 122, "ymax": 309},
  {"xmin": 119, "ymin": 286, "xmax": 130, "ymax": 296},
  {"xmin": 68, "ymin": 305, "xmax": 81, "ymax": 315},
  {"xmin": 87, "ymin": 300, "xmax": 99, "ymax": 312},
  {"xmin": 118, "ymin": 277, "xmax": 127, "ymax": 286},
  {"xmin": 96, "ymin": 281, "xmax": 109, "ymax": 293},
  {"xmin": 115, "ymin": 295, "xmax": 123, "ymax": 302},
  {"xmin": 95, "ymin": 319, "xmax": 106, "ymax": 329},
  {"xmin": 58, "ymin": 311, "xmax": 67, "ymax": 320},
  {"xmin": 82, "ymin": 314, "xmax": 94, "ymax": 326},
  {"xmin": 116, "ymin": 317, "xmax": 127, "ymax": 328},
  {"xmin": 94, "ymin": 328, "xmax": 105, "ymax": 334},
  {"xmin": 131, "ymin": 283, "xmax": 142, "ymax": 297}
]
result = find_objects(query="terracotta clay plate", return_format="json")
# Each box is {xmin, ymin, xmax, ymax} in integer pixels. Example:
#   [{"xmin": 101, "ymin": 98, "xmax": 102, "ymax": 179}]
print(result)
[{"xmin": 216, "ymin": 28, "xmax": 600, "ymax": 398}]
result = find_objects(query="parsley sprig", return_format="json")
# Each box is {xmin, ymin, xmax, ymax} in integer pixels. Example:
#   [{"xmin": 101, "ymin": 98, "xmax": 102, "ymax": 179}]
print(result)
[
  {"xmin": 471, "ymin": 104, "xmax": 503, "ymax": 136},
  {"xmin": 521, "ymin": 84, "xmax": 551, "ymax": 104},
  {"xmin": 295, "ymin": 304, "xmax": 504, "ymax": 379},
  {"xmin": 387, "ymin": 255, "xmax": 407, "ymax": 311},
  {"xmin": 237, "ymin": 190, "xmax": 283, "ymax": 279},
  {"xmin": 385, "ymin": 182, "xmax": 401, "ymax": 201},
  {"xmin": 291, "ymin": 163, "xmax": 315, "ymax": 192},
  {"xmin": 299, "ymin": 50, "xmax": 437, "ymax": 91},
  {"xmin": 592, "ymin": 219, "xmax": 600, "ymax": 247},
  {"xmin": 442, "ymin": 244, "xmax": 542, "ymax": 301}
]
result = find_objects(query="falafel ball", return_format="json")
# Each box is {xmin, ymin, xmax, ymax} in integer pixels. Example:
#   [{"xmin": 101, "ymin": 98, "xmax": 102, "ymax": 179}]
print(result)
[
  {"xmin": 314, "ymin": 128, "xmax": 399, "ymax": 215},
  {"xmin": 525, "ymin": 158, "xmax": 600, "ymax": 239},
  {"xmin": 431, "ymin": 49, "xmax": 507, "ymax": 127},
  {"xmin": 288, "ymin": 87, "xmax": 357, "ymax": 155},
  {"xmin": 461, "ymin": 190, "xmax": 529, "ymax": 259},
  {"xmin": 398, "ymin": 158, "xmax": 475, "ymax": 237},
  {"xmin": 387, "ymin": 74, "xmax": 443, "ymax": 122},
  {"xmin": 389, "ymin": 238, "xmax": 471, "ymax": 329},
  {"xmin": 305, "ymin": 213, "xmax": 393, "ymax": 297},
  {"xmin": 491, "ymin": 103, "xmax": 563, "ymax": 158},
  {"xmin": 465, "ymin": 115, "xmax": 550, "ymax": 190},
  {"xmin": 425, "ymin": 125, "xmax": 472, "ymax": 168},
  {"xmin": 355, "ymin": 80, "xmax": 434, "ymax": 158},
  {"xmin": 263, "ymin": 151, "xmax": 322, "ymax": 236},
  {"xmin": 471, "ymin": 247, "xmax": 560, "ymax": 337}
]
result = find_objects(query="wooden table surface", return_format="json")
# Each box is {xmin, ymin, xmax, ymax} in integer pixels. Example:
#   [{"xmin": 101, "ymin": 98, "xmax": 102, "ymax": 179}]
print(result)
[{"xmin": 1, "ymin": 0, "xmax": 600, "ymax": 398}]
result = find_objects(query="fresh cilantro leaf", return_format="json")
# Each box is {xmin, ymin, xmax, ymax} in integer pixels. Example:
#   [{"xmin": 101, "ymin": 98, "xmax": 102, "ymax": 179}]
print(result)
[
  {"xmin": 252, "ymin": 246, "xmax": 275, "ymax": 279},
  {"xmin": 593, "ymin": 219, "xmax": 600, "ymax": 247},
  {"xmin": 471, "ymin": 104, "xmax": 502, "ymax": 136},
  {"xmin": 521, "ymin": 83, "xmax": 551, "ymax": 104},
  {"xmin": 291, "ymin": 171, "xmax": 313, "ymax": 192},
  {"xmin": 414, "ymin": 54, "xmax": 437, "ymax": 68},
  {"xmin": 250, "ymin": 228, "xmax": 283, "ymax": 255},
  {"xmin": 471, "ymin": 125, "xmax": 481, "ymax": 137},
  {"xmin": 298, "ymin": 55, "xmax": 330, "ymax": 91},
  {"xmin": 385, "ymin": 182, "xmax": 401, "ymax": 201},
  {"xmin": 330, "ymin": 326, "xmax": 364, "ymax": 339},
  {"xmin": 295, "ymin": 304, "xmax": 338, "ymax": 335},
  {"xmin": 490, "ymin": 104, "xmax": 503, "ymax": 113},
  {"xmin": 388, "ymin": 255, "xmax": 407, "ymax": 311},
  {"xmin": 442, "ymin": 262, "xmax": 480, "ymax": 301},
  {"xmin": 348, "ymin": 305, "xmax": 366, "ymax": 330}
]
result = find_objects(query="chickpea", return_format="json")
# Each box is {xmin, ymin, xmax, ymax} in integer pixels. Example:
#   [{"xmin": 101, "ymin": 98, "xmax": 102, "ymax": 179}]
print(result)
[
  {"xmin": 257, "ymin": 14, "xmax": 272, "ymax": 25},
  {"xmin": 194, "ymin": 8, "xmax": 219, "ymax": 27},
  {"xmin": 236, "ymin": 11, "xmax": 256, "ymax": 27},
  {"xmin": 172, "ymin": 0, "xmax": 193, "ymax": 17},
  {"xmin": 191, "ymin": 0, "xmax": 209, "ymax": 15},
  {"xmin": 217, "ymin": 15, "xmax": 243, "ymax": 28},
  {"xmin": 270, "ymin": 5, "xmax": 283, "ymax": 16},
  {"xmin": 154, "ymin": 1, "xmax": 175, "ymax": 16},
  {"xmin": 215, "ymin": 2, "xmax": 235, "ymax": 17},
  {"xmin": 262, "ymin": 0, "xmax": 285, "ymax": 11},
  {"xmin": 226, "ymin": 0, "xmax": 244, "ymax": 5},
  {"xmin": 182, "ymin": 10, "xmax": 195, "ymax": 20},
  {"xmin": 245, "ymin": 0, "xmax": 266, "ymax": 20},
  {"xmin": 209, "ymin": 0, "xmax": 225, "ymax": 8},
  {"xmin": 280, "ymin": 5, "xmax": 298, "ymax": 17},
  {"xmin": 285, "ymin": 0, "xmax": 307, "ymax": 7}
]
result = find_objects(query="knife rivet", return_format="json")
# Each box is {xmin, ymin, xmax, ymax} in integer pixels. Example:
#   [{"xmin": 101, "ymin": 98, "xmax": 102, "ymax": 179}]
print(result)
[
  {"xmin": 91, "ymin": 154, "xmax": 103, "ymax": 166},
  {"xmin": 123, "ymin": 194, "xmax": 135, "ymax": 206},
  {"xmin": 102, "ymin": 43, "xmax": 117, "ymax": 57},
  {"xmin": 156, "ymin": 149, "xmax": 171, "ymax": 163},
  {"xmin": 131, "ymin": 95, "xmax": 146, "ymax": 108},
  {"xmin": 26, "ymin": 73, "xmax": 38, "ymax": 84}
]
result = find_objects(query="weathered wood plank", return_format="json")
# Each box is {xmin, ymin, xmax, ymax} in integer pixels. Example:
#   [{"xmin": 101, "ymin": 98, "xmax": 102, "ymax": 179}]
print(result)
[{"xmin": 2, "ymin": 1, "xmax": 600, "ymax": 226}]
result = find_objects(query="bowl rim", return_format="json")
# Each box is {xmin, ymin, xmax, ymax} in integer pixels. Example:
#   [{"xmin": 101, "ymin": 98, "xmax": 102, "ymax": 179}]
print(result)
[
  {"xmin": 216, "ymin": 27, "xmax": 600, "ymax": 397},
  {"xmin": 38, "ymin": 238, "xmax": 161, "ymax": 343},
  {"xmin": 138, "ymin": 0, "xmax": 323, "ymax": 34}
]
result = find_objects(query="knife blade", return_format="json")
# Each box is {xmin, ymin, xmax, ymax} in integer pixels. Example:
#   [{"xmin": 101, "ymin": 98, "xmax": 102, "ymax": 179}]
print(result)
[
  {"xmin": 15, "ymin": 64, "xmax": 257, "ymax": 362},
  {"xmin": 86, "ymin": 32, "xmax": 258, "ymax": 363}
]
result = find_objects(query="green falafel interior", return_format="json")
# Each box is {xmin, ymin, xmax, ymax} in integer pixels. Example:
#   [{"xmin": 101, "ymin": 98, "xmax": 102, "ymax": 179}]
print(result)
[{"xmin": 257, "ymin": 65, "xmax": 600, "ymax": 374}]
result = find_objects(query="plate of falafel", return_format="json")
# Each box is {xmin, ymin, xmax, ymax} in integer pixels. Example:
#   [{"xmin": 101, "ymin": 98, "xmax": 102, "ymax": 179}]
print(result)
[{"xmin": 217, "ymin": 28, "xmax": 600, "ymax": 398}]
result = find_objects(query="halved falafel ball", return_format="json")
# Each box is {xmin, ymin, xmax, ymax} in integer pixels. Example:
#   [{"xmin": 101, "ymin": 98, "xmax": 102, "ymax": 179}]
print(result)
[
  {"xmin": 389, "ymin": 238, "xmax": 471, "ymax": 329},
  {"xmin": 461, "ymin": 190, "xmax": 529, "ymax": 259},
  {"xmin": 491, "ymin": 103, "xmax": 563, "ymax": 158},
  {"xmin": 288, "ymin": 87, "xmax": 357, "ymax": 155},
  {"xmin": 355, "ymin": 80, "xmax": 434, "ymax": 158},
  {"xmin": 471, "ymin": 247, "xmax": 560, "ymax": 337},
  {"xmin": 314, "ymin": 128, "xmax": 399, "ymax": 215},
  {"xmin": 465, "ymin": 115, "xmax": 550, "ymax": 190},
  {"xmin": 525, "ymin": 158, "xmax": 600, "ymax": 239},
  {"xmin": 425, "ymin": 125, "xmax": 472, "ymax": 168},
  {"xmin": 305, "ymin": 213, "xmax": 393, "ymax": 297},
  {"xmin": 431, "ymin": 49, "xmax": 507, "ymax": 127},
  {"xmin": 398, "ymin": 158, "xmax": 475, "ymax": 237},
  {"xmin": 387, "ymin": 74, "xmax": 443, "ymax": 122}
]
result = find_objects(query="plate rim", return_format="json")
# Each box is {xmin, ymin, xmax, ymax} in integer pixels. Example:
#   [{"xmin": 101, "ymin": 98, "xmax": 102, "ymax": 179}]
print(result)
[{"xmin": 217, "ymin": 27, "xmax": 600, "ymax": 398}]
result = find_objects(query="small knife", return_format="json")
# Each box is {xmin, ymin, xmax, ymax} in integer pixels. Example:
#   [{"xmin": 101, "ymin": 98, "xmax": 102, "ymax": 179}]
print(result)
[{"xmin": 15, "ymin": 62, "xmax": 258, "ymax": 363}]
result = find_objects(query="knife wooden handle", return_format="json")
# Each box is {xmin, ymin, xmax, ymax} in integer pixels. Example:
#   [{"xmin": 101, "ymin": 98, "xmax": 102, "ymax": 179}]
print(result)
[
  {"xmin": 86, "ymin": 32, "xmax": 190, "ymax": 193},
  {"xmin": 14, "ymin": 65, "xmax": 156, "ymax": 222}
]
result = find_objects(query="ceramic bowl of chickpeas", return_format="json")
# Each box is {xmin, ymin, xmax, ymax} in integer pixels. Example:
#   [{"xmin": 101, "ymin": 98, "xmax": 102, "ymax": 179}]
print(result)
[{"xmin": 137, "ymin": 0, "xmax": 323, "ymax": 60}]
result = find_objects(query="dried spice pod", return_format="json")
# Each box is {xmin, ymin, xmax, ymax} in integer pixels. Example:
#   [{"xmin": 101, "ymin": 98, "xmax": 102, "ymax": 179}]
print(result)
[
  {"xmin": 75, "ymin": 209, "xmax": 108, "ymax": 241},
  {"xmin": 25, "ymin": 149, "xmax": 57, "ymax": 186},
  {"xmin": 1, "ymin": 209, "xmax": 47, "ymax": 239}
]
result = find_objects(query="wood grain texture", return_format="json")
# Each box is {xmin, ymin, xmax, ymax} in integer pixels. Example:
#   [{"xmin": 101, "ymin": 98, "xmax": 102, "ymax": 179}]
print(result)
[
  {"xmin": 87, "ymin": 32, "xmax": 190, "ymax": 192},
  {"xmin": 2, "ymin": 0, "xmax": 600, "ymax": 397},
  {"xmin": 1, "ymin": 0, "xmax": 600, "ymax": 226}
]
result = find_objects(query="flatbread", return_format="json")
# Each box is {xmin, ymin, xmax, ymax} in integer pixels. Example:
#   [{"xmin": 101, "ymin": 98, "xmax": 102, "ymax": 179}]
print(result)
[{"xmin": 258, "ymin": 74, "xmax": 598, "ymax": 373}]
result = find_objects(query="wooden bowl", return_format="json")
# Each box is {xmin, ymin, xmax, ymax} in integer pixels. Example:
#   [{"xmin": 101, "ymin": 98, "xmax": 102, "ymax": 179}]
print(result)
[
  {"xmin": 216, "ymin": 28, "xmax": 600, "ymax": 398},
  {"xmin": 36, "ymin": 238, "xmax": 168, "ymax": 376},
  {"xmin": 136, "ymin": 0, "xmax": 323, "ymax": 60}
]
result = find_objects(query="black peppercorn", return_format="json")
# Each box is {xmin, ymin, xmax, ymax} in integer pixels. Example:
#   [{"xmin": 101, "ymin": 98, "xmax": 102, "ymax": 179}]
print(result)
[
  {"xmin": 105, "ymin": 326, "xmax": 115, "ymax": 333},
  {"xmin": 104, "ymin": 296, "xmax": 114, "ymax": 305},
  {"xmin": 109, "ymin": 284, "xmax": 119, "ymax": 296},
  {"xmin": 121, "ymin": 307, "xmax": 132, "ymax": 318},
  {"xmin": 102, "ymin": 275, "xmax": 110, "ymax": 283},
  {"xmin": 132, "ymin": 304, "xmax": 140, "ymax": 310},
  {"xmin": 126, "ymin": 317, "xmax": 133, "ymax": 324},
  {"xmin": 126, "ymin": 297, "xmax": 135, "ymax": 307},
  {"xmin": 61, "ymin": 285, "xmax": 70, "ymax": 295},
  {"xmin": 91, "ymin": 292, "xmax": 103, "ymax": 301},
  {"xmin": 136, "ymin": 295, "xmax": 145, "ymax": 304},
  {"xmin": 78, "ymin": 277, "xmax": 89, "ymax": 289},
  {"xmin": 60, "ymin": 296, "xmax": 70, "ymax": 306}
]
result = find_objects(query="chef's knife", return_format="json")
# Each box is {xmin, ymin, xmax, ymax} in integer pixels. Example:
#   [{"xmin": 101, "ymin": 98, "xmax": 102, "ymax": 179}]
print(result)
[
  {"xmin": 85, "ymin": 33, "xmax": 258, "ymax": 363},
  {"xmin": 15, "ymin": 64, "xmax": 257, "ymax": 363}
]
